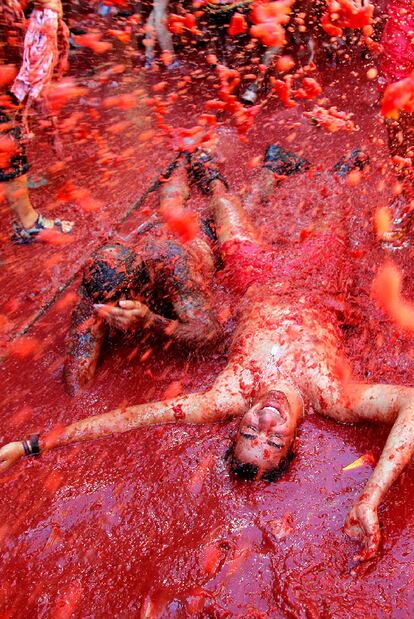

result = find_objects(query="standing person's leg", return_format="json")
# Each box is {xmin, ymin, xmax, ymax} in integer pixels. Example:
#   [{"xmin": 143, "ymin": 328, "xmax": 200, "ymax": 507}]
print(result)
[
  {"xmin": 4, "ymin": 175, "xmax": 38, "ymax": 230},
  {"xmin": 0, "ymin": 109, "xmax": 73, "ymax": 243},
  {"xmin": 153, "ymin": 0, "xmax": 174, "ymax": 59},
  {"xmin": 145, "ymin": 0, "xmax": 174, "ymax": 67},
  {"xmin": 144, "ymin": 9, "xmax": 156, "ymax": 68}
]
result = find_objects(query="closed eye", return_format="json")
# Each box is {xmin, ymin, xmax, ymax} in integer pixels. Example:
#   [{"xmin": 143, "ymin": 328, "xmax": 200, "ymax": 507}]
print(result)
[
  {"xmin": 267, "ymin": 440, "xmax": 283, "ymax": 449},
  {"xmin": 240, "ymin": 432, "xmax": 257, "ymax": 441}
]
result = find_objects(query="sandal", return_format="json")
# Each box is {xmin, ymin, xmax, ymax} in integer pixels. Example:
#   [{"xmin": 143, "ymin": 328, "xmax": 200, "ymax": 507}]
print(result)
[
  {"xmin": 381, "ymin": 195, "xmax": 414, "ymax": 247},
  {"xmin": 264, "ymin": 145, "xmax": 310, "ymax": 178},
  {"xmin": 332, "ymin": 147, "xmax": 369, "ymax": 178},
  {"xmin": 12, "ymin": 213, "xmax": 74, "ymax": 245},
  {"xmin": 27, "ymin": 175, "xmax": 49, "ymax": 189},
  {"xmin": 241, "ymin": 83, "xmax": 259, "ymax": 106},
  {"xmin": 185, "ymin": 149, "xmax": 230, "ymax": 194}
]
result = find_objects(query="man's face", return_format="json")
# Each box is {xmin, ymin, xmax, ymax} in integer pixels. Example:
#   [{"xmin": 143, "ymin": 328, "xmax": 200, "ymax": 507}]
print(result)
[{"xmin": 232, "ymin": 390, "xmax": 297, "ymax": 478}]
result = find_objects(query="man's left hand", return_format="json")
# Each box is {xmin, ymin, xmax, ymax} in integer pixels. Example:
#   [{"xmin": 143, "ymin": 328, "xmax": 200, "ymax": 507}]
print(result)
[{"xmin": 344, "ymin": 499, "xmax": 381, "ymax": 562}]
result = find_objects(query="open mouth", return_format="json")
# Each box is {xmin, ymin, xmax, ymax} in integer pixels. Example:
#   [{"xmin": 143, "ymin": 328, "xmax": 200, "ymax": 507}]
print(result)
[{"xmin": 259, "ymin": 405, "xmax": 285, "ymax": 422}]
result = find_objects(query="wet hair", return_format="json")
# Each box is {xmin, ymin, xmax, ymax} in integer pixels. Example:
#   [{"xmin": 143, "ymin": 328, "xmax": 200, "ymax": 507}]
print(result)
[
  {"xmin": 229, "ymin": 445, "xmax": 296, "ymax": 483},
  {"xmin": 82, "ymin": 243, "xmax": 147, "ymax": 303}
]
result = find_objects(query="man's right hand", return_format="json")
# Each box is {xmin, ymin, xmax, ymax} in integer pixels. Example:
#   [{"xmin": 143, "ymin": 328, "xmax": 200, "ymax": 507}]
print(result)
[
  {"xmin": 94, "ymin": 300, "xmax": 151, "ymax": 332},
  {"xmin": 0, "ymin": 442, "xmax": 25, "ymax": 472},
  {"xmin": 344, "ymin": 499, "xmax": 381, "ymax": 562}
]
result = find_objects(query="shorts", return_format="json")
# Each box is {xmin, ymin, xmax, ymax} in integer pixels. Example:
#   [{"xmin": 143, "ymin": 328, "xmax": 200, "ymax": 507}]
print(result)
[{"xmin": 0, "ymin": 110, "xmax": 29, "ymax": 183}]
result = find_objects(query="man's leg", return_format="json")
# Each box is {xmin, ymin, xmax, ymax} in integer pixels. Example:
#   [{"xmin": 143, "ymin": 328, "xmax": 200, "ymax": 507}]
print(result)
[
  {"xmin": 243, "ymin": 144, "xmax": 311, "ymax": 212},
  {"xmin": 142, "ymin": 159, "xmax": 220, "ymax": 345},
  {"xmin": 159, "ymin": 156, "xmax": 189, "ymax": 213},
  {"xmin": 205, "ymin": 145, "xmax": 311, "ymax": 246},
  {"xmin": 209, "ymin": 179, "xmax": 260, "ymax": 245},
  {"xmin": 187, "ymin": 149, "xmax": 260, "ymax": 247},
  {"xmin": 207, "ymin": 145, "xmax": 363, "ymax": 248}
]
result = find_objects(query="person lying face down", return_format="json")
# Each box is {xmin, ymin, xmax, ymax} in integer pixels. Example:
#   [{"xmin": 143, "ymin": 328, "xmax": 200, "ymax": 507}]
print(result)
[
  {"xmin": 64, "ymin": 157, "xmax": 222, "ymax": 394},
  {"xmin": 2, "ymin": 145, "xmax": 412, "ymax": 565}
]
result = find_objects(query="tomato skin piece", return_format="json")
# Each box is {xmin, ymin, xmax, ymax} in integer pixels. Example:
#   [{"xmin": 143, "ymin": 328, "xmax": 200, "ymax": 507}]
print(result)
[{"xmin": 228, "ymin": 13, "xmax": 248, "ymax": 36}]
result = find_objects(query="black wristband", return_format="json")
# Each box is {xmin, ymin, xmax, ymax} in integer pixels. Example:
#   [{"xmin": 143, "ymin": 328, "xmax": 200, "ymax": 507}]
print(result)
[
  {"xmin": 22, "ymin": 440, "xmax": 31, "ymax": 457},
  {"xmin": 29, "ymin": 434, "xmax": 41, "ymax": 457}
]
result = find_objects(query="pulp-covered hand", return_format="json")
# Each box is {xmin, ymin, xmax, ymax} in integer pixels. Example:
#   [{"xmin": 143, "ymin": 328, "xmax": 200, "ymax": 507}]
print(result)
[
  {"xmin": 344, "ymin": 499, "xmax": 381, "ymax": 562},
  {"xmin": 0, "ymin": 442, "xmax": 25, "ymax": 472},
  {"xmin": 94, "ymin": 300, "xmax": 151, "ymax": 332}
]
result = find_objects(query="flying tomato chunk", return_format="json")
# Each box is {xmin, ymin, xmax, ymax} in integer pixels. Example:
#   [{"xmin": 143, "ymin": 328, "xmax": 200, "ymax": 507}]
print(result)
[
  {"xmin": 372, "ymin": 261, "xmax": 414, "ymax": 333},
  {"xmin": 321, "ymin": 0, "xmax": 374, "ymax": 37},
  {"xmin": 228, "ymin": 12, "xmax": 248, "ymax": 36},
  {"xmin": 381, "ymin": 73, "xmax": 414, "ymax": 119},
  {"xmin": 294, "ymin": 77, "xmax": 322, "ymax": 100},
  {"xmin": 249, "ymin": 0, "xmax": 295, "ymax": 47},
  {"xmin": 342, "ymin": 452, "xmax": 376, "ymax": 471}
]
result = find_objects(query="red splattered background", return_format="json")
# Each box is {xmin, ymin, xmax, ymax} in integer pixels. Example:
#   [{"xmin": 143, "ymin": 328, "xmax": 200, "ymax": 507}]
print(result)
[{"xmin": 2, "ymin": 1, "xmax": 414, "ymax": 617}]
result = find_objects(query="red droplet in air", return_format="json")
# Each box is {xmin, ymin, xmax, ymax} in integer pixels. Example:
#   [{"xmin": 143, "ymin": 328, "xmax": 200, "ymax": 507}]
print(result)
[
  {"xmin": 321, "ymin": 0, "xmax": 374, "ymax": 37},
  {"xmin": 374, "ymin": 206, "xmax": 392, "ymax": 239},
  {"xmin": 47, "ymin": 79, "xmax": 88, "ymax": 114},
  {"xmin": 249, "ymin": 0, "xmax": 295, "ymax": 47},
  {"xmin": 304, "ymin": 105, "xmax": 356, "ymax": 132},
  {"xmin": 8, "ymin": 337, "xmax": 40, "ymax": 359},
  {"xmin": 372, "ymin": 261, "xmax": 414, "ymax": 332},
  {"xmin": 207, "ymin": 53, "xmax": 218, "ymax": 66},
  {"xmin": 72, "ymin": 32, "xmax": 112, "ymax": 53},
  {"xmin": 294, "ymin": 77, "xmax": 322, "ymax": 100},
  {"xmin": 0, "ymin": 64, "xmax": 17, "ymax": 88},
  {"xmin": 168, "ymin": 12, "xmax": 199, "ymax": 36},
  {"xmin": 107, "ymin": 28, "xmax": 131, "ymax": 44},
  {"xmin": 153, "ymin": 81, "xmax": 168, "ymax": 93},
  {"xmin": 228, "ymin": 12, "xmax": 248, "ymax": 36},
  {"xmin": 160, "ymin": 205, "xmax": 200, "ymax": 242},
  {"xmin": 276, "ymin": 55, "xmax": 295, "ymax": 73},
  {"xmin": 103, "ymin": 93, "xmax": 137, "ymax": 110},
  {"xmin": 271, "ymin": 77, "xmax": 296, "ymax": 107},
  {"xmin": 381, "ymin": 73, "xmax": 414, "ymax": 119},
  {"xmin": 168, "ymin": 13, "xmax": 186, "ymax": 35},
  {"xmin": 163, "ymin": 380, "xmax": 183, "ymax": 399}
]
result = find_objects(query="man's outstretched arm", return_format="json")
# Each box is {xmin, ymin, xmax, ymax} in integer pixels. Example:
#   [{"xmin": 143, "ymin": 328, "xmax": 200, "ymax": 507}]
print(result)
[
  {"xmin": 0, "ymin": 369, "xmax": 246, "ymax": 472},
  {"xmin": 341, "ymin": 383, "xmax": 414, "ymax": 561}
]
